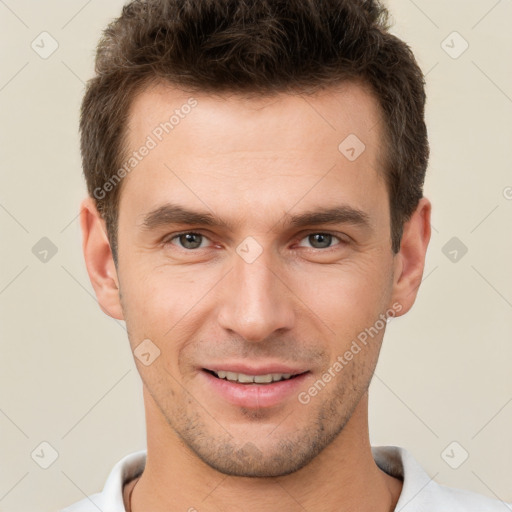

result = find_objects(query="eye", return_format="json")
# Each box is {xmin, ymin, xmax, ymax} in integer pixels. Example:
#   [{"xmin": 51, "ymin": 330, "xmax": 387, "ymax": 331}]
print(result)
[
  {"xmin": 297, "ymin": 233, "xmax": 344, "ymax": 249},
  {"xmin": 166, "ymin": 232, "xmax": 211, "ymax": 250}
]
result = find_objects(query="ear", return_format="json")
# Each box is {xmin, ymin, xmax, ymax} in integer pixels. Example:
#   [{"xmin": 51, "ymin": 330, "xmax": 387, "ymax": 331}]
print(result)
[
  {"xmin": 390, "ymin": 197, "xmax": 431, "ymax": 317},
  {"xmin": 80, "ymin": 197, "xmax": 124, "ymax": 320}
]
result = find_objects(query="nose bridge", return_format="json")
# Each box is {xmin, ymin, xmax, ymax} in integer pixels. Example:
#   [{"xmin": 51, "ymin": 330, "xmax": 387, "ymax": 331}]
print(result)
[
  {"xmin": 235, "ymin": 250, "xmax": 275, "ymax": 306},
  {"xmin": 217, "ymin": 242, "xmax": 295, "ymax": 341}
]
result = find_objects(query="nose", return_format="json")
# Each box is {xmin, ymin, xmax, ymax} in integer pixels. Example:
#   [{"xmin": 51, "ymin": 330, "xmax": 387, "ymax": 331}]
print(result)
[{"xmin": 217, "ymin": 246, "xmax": 296, "ymax": 342}]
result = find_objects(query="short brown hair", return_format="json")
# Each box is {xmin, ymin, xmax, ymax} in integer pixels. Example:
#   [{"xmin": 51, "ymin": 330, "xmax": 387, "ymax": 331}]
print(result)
[{"xmin": 80, "ymin": 0, "xmax": 429, "ymax": 263}]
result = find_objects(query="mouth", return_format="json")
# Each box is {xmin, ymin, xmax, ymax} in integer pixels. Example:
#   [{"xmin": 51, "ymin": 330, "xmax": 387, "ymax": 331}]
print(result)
[
  {"xmin": 199, "ymin": 366, "xmax": 311, "ymax": 408},
  {"xmin": 203, "ymin": 368, "xmax": 308, "ymax": 384}
]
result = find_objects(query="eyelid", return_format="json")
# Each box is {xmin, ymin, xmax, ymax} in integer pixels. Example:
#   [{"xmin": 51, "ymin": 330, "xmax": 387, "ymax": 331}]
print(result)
[
  {"xmin": 162, "ymin": 230, "xmax": 214, "ymax": 248},
  {"xmin": 295, "ymin": 231, "xmax": 349, "ymax": 249},
  {"xmin": 161, "ymin": 230, "xmax": 350, "ymax": 250}
]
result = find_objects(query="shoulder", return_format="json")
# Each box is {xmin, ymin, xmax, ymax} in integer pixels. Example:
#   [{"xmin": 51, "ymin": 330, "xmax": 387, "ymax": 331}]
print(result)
[
  {"xmin": 427, "ymin": 482, "xmax": 510, "ymax": 511},
  {"xmin": 372, "ymin": 446, "xmax": 510, "ymax": 511},
  {"xmin": 59, "ymin": 450, "xmax": 147, "ymax": 512},
  {"xmin": 59, "ymin": 491, "xmax": 105, "ymax": 512}
]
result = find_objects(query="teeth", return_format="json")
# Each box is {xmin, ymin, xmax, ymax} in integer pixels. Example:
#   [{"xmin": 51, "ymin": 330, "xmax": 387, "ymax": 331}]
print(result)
[
  {"xmin": 272, "ymin": 373, "xmax": 291, "ymax": 381},
  {"xmin": 212, "ymin": 371, "xmax": 294, "ymax": 383},
  {"xmin": 254, "ymin": 374, "xmax": 273, "ymax": 383},
  {"xmin": 237, "ymin": 373, "xmax": 254, "ymax": 383}
]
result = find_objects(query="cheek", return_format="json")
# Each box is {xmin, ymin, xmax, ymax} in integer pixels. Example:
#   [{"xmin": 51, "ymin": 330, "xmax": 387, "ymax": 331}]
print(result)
[
  {"xmin": 122, "ymin": 264, "xmax": 205, "ymax": 324},
  {"xmin": 119, "ymin": 263, "xmax": 219, "ymax": 373},
  {"xmin": 292, "ymin": 258, "xmax": 392, "ymax": 334}
]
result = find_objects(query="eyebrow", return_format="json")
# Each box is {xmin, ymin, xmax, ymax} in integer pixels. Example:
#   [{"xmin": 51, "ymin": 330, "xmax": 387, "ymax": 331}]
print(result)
[
  {"xmin": 285, "ymin": 206, "xmax": 371, "ymax": 230},
  {"xmin": 140, "ymin": 204, "xmax": 229, "ymax": 230},
  {"xmin": 140, "ymin": 203, "xmax": 372, "ymax": 232}
]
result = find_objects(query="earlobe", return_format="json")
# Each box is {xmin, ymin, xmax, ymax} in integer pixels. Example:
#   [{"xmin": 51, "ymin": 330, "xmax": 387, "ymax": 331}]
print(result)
[
  {"xmin": 80, "ymin": 197, "xmax": 124, "ymax": 320},
  {"xmin": 390, "ymin": 197, "xmax": 431, "ymax": 317}
]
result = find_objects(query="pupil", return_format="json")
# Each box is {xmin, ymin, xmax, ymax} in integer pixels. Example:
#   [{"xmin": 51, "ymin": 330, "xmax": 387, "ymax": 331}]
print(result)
[
  {"xmin": 181, "ymin": 233, "xmax": 201, "ymax": 249},
  {"xmin": 310, "ymin": 233, "xmax": 331, "ymax": 248}
]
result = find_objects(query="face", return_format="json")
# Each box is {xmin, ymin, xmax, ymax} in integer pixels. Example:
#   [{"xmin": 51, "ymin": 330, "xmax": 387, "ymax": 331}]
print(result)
[{"xmin": 94, "ymin": 82, "xmax": 415, "ymax": 477}]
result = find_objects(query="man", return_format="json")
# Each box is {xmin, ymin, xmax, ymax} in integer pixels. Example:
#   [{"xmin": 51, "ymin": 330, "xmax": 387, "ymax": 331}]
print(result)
[{"xmin": 61, "ymin": 0, "xmax": 509, "ymax": 510}]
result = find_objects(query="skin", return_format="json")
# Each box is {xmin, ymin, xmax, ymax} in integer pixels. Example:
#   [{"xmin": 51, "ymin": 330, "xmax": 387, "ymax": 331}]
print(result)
[{"xmin": 81, "ymin": 81, "xmax": 431, "ymax": 512}]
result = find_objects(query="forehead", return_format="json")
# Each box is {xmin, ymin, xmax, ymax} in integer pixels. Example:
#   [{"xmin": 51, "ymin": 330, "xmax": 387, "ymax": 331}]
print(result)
[
  {"xmin": 120, "ymin": 81, "xmax": 388, "ymax": 228},
  {"xmin": 126, "ymin": 80, "xmax": 384, "ymax": 155}
]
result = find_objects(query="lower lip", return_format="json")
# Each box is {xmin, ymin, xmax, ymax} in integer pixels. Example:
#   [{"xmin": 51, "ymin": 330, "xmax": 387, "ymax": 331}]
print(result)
[{"xmin": 200, "ymin": 370, "xmax": 310, "ymax": 409}]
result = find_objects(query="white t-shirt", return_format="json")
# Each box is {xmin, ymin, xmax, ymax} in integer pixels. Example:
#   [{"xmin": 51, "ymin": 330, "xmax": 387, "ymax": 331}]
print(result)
[{"xmin": 60, "ymin": 446, "xmax": 510, "ymax": 511}]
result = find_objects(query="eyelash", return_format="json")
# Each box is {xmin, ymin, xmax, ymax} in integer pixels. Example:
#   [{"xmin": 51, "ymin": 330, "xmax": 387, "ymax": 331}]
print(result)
[{"xmin": 162, "ymin": 231, "xmax": 348, "ymax": 251}]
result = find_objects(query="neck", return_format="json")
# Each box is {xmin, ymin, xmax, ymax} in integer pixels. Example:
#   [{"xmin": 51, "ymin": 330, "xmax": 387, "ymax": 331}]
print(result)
[{"xmin": 130, "ymin": 390, "xmax": 402, "ymax": 512}]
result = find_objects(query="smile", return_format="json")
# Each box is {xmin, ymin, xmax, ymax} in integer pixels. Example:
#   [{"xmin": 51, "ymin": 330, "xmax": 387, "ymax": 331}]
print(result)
[
  {"xmin": 205, "ymin": 369, "xmax": 304, "ymax": 384},
  {"xmin": 200, "ymin": 368, "xmax": 311, "ymax": 408}
]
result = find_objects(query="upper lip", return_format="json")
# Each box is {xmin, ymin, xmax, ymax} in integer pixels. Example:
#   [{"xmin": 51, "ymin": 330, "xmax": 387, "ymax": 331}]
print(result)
[{"xmin": 202, "ymin": 363, "xmax": 309, "ymax": 376}]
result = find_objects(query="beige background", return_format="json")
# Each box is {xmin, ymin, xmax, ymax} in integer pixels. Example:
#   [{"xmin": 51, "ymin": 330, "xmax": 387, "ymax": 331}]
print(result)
[{"xmin": 0, "ymin": 1, "xmax": 511, "ymax": 510}]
